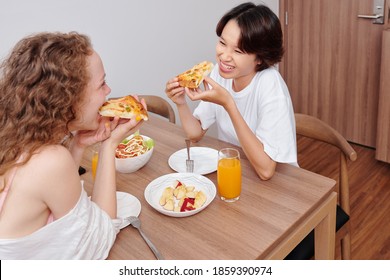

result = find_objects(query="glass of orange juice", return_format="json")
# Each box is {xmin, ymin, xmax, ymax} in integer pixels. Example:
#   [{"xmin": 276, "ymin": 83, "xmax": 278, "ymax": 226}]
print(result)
[
  {"xmin": 217, "ymin": 148, "xmax": 241, "ymax": 202},
  {"xmin": 91, "ymin": 144, "xmax": 99, "ymax": 180}
]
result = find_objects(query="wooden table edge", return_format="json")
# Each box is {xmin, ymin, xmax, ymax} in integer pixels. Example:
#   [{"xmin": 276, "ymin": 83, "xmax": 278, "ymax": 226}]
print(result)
[{"xmin": 262, "ymin": 191, "xmax": 337, "ymax": 260}]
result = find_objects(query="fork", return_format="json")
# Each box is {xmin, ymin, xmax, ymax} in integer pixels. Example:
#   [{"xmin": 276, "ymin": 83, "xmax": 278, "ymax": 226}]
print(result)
[
  {"xmin": 125, "ymin": 216, "xmax": 165, "ymax": 260},
  {"xmin": 185, "ymin": 139, "xmax": 194, "ymax": 173}
]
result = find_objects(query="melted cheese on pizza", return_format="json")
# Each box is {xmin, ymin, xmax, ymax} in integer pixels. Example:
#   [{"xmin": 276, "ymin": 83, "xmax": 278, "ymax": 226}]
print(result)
[
  {"xmin": 177, "ymin": 61, "xmax": 214, "ymax": 88},
  {"xmin": 99, "ymin": 95, "xmax": 148, "ymax": 121}
]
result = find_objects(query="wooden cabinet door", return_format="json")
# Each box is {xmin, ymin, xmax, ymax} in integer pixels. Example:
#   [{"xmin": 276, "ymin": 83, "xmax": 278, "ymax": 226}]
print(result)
[{"xmin": 279, "ymin": 0, "xmax": 389, "ymax": 147}]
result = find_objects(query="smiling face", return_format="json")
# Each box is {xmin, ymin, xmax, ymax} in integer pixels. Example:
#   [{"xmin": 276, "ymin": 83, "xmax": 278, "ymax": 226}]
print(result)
[
  {"xmin": 69, "ymin": 51, "xmax": 111, "ymax": 131},
  {"xmin": 215, "ymin": 19, "xmax": 259, "ymax": 92}
]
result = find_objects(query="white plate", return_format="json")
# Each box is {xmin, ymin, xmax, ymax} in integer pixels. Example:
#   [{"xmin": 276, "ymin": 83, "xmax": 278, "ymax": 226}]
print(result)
[
  {"xmin": 115, "ymin": 191, "xmax": 141, "ymax": 229},
  {"xmin": 144, "ymin": 173, "xmax": 216, "ymax": 217},
  {"xmin": 168, "ymin": 147, "xmax": 218, "ymax": 175}
]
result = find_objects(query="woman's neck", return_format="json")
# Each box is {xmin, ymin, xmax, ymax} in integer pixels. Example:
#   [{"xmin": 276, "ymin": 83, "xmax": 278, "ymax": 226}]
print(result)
[{"xmin": 232, "ymin": 72, "xmax": 256, "ymax": 92}]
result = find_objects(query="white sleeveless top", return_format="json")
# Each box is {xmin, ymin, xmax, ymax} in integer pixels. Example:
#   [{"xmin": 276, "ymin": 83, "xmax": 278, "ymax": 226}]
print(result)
[{"xmin": 0, "ymin": 182, "xmax": 120, "ymax": 260}]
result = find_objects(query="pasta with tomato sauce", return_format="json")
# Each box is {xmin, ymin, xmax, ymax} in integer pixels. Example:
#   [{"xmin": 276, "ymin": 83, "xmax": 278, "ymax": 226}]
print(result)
[{"xmin": 115, "ymin": 135, "xmax": 150, "ymax": 158}]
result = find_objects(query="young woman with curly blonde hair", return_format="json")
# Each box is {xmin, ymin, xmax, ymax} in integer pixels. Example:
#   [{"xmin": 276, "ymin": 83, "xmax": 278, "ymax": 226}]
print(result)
[{"xmin": 0, "ymin": 32, "xmax": 144, "ymax": 259}]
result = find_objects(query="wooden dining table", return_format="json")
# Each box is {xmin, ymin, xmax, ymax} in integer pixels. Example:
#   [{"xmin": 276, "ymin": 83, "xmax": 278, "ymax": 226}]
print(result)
[{"xmin": 80, "ymin": 115, "xmax": 337, "ymax": 260}]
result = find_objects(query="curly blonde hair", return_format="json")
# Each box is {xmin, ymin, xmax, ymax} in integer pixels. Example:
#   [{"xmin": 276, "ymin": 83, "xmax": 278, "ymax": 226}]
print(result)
[{"xmin": 0, "ymin": 32, "xmax": 93, "ymax": 176}]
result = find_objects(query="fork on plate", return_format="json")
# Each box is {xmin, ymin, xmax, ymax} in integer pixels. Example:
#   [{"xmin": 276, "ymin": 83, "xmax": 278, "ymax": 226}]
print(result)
[{"xmin": 185, "ymin": 139, "xmax": 194, "ymax": 173}]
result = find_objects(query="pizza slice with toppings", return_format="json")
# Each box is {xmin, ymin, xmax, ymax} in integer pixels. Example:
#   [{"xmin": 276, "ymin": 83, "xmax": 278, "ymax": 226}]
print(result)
[
  {"xmin": 99, "ymin": 95, "xmax": 148, "ymax": 121},
  {"xmin": 177, "ymin": 61, "xmax": 214, "ymax": 89}
]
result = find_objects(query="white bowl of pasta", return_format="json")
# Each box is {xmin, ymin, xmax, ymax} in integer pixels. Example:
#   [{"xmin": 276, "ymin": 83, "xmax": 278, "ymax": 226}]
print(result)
[{"xmin": 115, "ymin": 134, "xmax": 154, "ymax": 173}]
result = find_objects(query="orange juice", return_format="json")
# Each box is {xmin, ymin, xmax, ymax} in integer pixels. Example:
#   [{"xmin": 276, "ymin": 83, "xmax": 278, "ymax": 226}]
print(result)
[
  {"xmin": 91, "ymin": 152, "xmax": 98, "ymax": 180},
  {"xmin": 217, "ymin": 150, "xmax": 241, "ymax": 202}
]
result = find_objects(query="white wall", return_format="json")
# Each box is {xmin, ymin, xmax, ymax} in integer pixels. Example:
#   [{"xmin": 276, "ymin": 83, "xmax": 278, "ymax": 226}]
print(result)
[{"xmin": 0, "ymin": 0, "xmax": 279, "ymax": 135}]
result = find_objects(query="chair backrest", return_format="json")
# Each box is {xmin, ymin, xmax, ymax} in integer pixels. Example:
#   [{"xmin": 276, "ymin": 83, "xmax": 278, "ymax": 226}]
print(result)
[
  {"xmin": 295, "ymin": 113, "xmax": 357, "ymax": 215},
  {"xmin": 139, "ymin": 95, "xmax": 176, "ymax": 123}
]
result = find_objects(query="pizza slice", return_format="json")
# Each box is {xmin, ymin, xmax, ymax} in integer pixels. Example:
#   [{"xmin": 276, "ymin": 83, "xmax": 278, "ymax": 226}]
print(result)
[
  {"xmin": 177, "ymin": 61, "xmax": 214, "ymax": 89},
  {"xmin": 99, "ymin": 95, "xmax": 148, "ymax": 121}
]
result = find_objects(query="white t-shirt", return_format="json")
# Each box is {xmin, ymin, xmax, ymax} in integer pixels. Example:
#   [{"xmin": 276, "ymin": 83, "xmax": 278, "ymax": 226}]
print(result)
[{"xmin": 193, "ymin": 66, "xmax": 298, "ymax": 166}]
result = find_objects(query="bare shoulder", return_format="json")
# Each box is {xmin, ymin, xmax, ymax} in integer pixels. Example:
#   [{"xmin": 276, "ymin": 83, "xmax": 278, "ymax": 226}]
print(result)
[
  {"xmin": 31, "ymin": 145, "xmax": 72, "ymax": 165},
  {"xmin": 26, "ymin": 145, "xmax": 78, "ymax": 179},
  {"xmin": 18, "ymin": 145, "xmax": 82, "ymax": 218}
]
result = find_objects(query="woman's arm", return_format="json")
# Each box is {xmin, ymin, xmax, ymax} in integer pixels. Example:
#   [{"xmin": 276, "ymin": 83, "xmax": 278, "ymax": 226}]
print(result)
[
  {"xmin": 176, "ymin": 103, "xmax": 207, "ymax": 141},
  {"xmin": 224, "ymin": 101, "xmax": 276, "ymax": 180},
  {"xmin": 91, "ymin": 118, "xmax": 143, "ymax": 218},
  {"xmin": 186, "ymin": 76, "xmax": 276, "ymax": 180},
  {"xmin": 165, "ymin": 77, "xmax": 206, "ymax": 141},
  {"xmin": 69, "ymin": 118, "xmax": 114, "ymax": 166}
]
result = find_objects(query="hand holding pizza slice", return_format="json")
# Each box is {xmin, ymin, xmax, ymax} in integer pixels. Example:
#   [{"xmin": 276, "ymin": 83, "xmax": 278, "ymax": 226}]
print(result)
[
  {"xmin": 177, "ymin": 61, "xmax": 214, "ymax": 89},
  {"xmin": 99, "ymin": 95, "xmax": 148, "ymax": 121}
]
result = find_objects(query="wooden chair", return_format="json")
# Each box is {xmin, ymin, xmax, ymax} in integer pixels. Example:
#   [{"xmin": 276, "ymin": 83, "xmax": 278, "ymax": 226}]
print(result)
[
  {"xmin": 139, "ymin": 95, "xmax": 176, "ymax": 124},
  {"xmin": 285, "ymin": 113, "xmax": 357, "ymax": 260}
]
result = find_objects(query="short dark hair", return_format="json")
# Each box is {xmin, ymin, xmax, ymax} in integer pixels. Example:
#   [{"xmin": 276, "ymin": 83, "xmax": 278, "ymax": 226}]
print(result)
[{"xmin": 216, "ymin": 2, "xmax": 284, "ymax": 71}]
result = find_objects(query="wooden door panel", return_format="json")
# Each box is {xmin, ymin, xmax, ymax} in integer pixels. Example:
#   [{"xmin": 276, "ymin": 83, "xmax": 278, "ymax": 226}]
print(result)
[
  {"xmin": 376, "ymin": 29, "xmax": 390, "ymax": 162},
  {"xmin": 280, "ymin": 0, "xmax": 386, "ymax": 147}
]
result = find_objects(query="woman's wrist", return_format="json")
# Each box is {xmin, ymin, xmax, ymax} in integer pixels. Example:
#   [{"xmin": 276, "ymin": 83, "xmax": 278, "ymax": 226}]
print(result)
[
  {"xmin": 69, "ymin": 136, "xmax": 86, "ymax": 153},
  {"xmin": 71, "ymin": 132, "xmax": 92, "ymax": 149},
  {"xmin": 100, "ymin": 138, "xmax": 119, "ymax": 153},
  {"xmin": 224, "ymin": 97, "xmax": 237, "ymax": 114}
]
